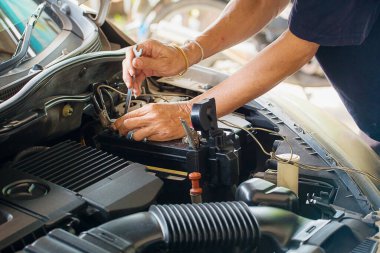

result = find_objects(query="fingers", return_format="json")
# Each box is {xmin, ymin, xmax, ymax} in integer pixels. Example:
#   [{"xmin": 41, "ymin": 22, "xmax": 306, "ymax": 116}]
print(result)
[
  {"xmin": 117, "ymin": 117, "xmax": 147, "ymax": 136},
  {"xmin": 113, "ymin": 106, "xmax": 148, "ymax": 130},
  {"xmin": 122, "ymin": 58, "xmax": 133, "ymax": 89},
  {"xmin": 132, "ymin": 57, "xmax": 162, "ymax": 72},
  {"xmin": 122, "ymin": 39, "xmax": 181, "ymax": 90},
  {"xmin": 120, "ymin": 127, "xmax": 162, "ymax": 142},
  {"xmin": 113, "ymin": 105, "xmax": 155, "ymax": 136},
  {"xmin": 133, "ymin": 72, "xmax": 146, "ymax": 96},
  {"xmin": 123, "ymin": 125, "xmax": 178, "ymax": 142},
  {"xmin": 113, "ymin": 102, "xmax": 189, "ymax": 142},
  {"xmin": 132, "ymin": 51, "xmax": 178, "ymax": 77},
  {"xmin": 122, "ymin": 45, "xmax": 145, "ymax": 89},
  {"xmin": 132, "ymin": 127, "xmax": 153, "ymax": 141},
  {"xmin": 122, "ymin": 41, "xmax": 156, "ymax": 92}
]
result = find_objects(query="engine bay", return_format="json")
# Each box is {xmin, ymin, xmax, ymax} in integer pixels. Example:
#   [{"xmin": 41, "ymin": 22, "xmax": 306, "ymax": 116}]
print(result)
[{"xmin": 0, "ymin": 52, "xmax": 379, "ymax": 253}]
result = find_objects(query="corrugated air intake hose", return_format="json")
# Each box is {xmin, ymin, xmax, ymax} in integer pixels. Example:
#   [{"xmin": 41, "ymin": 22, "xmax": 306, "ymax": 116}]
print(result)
[
  {"xmin": 150, "ymin": 201, "xmax": 261, "ymax": 251},
  {"xmin": 25, "ymin": 201, "xmax": 317, "ymax": 253}
]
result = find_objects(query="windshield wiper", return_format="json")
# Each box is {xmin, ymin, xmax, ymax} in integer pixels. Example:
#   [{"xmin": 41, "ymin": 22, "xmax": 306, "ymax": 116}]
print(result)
[{"xmin": 0, "ymin": 2, "xmax": 46, "ymax": 75}]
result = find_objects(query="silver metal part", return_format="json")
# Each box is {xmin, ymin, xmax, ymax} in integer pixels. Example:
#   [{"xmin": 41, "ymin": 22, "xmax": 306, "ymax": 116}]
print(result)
[
  {"xmin": 125, "ymin": 45, "xmax": 140, "ymax": 113},
  {"xmin": 125, "ymin": 88, "xmax": 133, "ymax": 114},
  {"xmin": 190, "ymin": 194, "xmax": 202, "ymax": 204},
  {"xmin": 132, "ymin": 45, "xmax": 143, "ymax": 84},
  {"xmin": 180, "ymin": 118, "xmax": 200, "ymax": 149},
  {"xmin": 126, "ymin": 130, "xmax": 135, "ymax": 141},
  {"xmin": 133, "ymin": 45, "xmax": 143, "ymax": 57},
  {"xmin": 99, "ymin": 110, "xmax": 114, "ymax": 128}
]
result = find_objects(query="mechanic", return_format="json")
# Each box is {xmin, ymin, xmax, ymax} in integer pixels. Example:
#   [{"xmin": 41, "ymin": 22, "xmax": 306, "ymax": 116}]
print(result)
[{"xmin": 113, "ymin": 0, "xmax": 380, "ymax": 151}]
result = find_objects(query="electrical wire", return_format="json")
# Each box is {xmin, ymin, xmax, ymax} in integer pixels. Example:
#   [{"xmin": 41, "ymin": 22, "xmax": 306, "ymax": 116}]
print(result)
[
  {"xmin": 93, "ymin": 85, "xmax": 380, "ymax": 184},
  {"xmin": 218, "ymin": 119, "xmax": 380, "ymax": 184},
  {"xmin": 91, "ymin": 95, "xmax": 101, "ymax": 112},
  {"xmin": 96, "ymin": 84, "xmax": 192, "ymax": 103},
  {"xmin": 218, "ymin": 119, "xmax": 283, "ymax": 157},
  {"xmin": 98, "ymin": 88, "xmax": 108, "ymax": 110},
  {"xmin": 94, "ymin": 83, "xmax": 193, "ymax": 129},
  {"xmin": 102, "ymin": 89, "xmax": 116, "ymax": 113}
]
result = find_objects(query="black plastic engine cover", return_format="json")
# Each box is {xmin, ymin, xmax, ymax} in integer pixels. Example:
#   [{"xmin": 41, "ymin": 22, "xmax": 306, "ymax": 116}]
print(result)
[
  {"xmin": 0, "ymin": 203, "xmax": 45, "ymax": 251},
  {"xmin": 6, "ymin": 141, "xmax": 163, "ymax": 218},
  {"xmin": 80, "ymin": 162, "xmax": 163, "ymax": 217},
  {"xmin": 0, "ymin": 141, "xmax": 163, "ymax": 251},
  {"xmin": 0, "ymin": 167, "xmax": 85, "ymax": 252},
  {"xmin": 0, "ymin": 167, "xmax": 85, "ymax": 223},
  {"xmin": 97, "ymin": 129, "xmax": 208, "ymax": 175},
  {"xmin": 96, "ymin": 130, "xmax": 240, "ymax": 186}
]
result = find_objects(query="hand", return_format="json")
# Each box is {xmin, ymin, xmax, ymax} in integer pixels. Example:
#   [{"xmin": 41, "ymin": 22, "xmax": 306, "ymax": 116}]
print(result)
[
  {"xmin": 112, "ymin": 102, "xmax": 192, "ymax": 142},
  {"xmin": 122, "ymin": 39, "xmax": 188, "ymax": 96}
]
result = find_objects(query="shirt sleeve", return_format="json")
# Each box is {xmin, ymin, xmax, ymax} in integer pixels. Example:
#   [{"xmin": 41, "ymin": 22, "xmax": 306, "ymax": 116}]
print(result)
[{"xmin": 289, "ymin": 0, "xmax": 380, "ymax": 46}]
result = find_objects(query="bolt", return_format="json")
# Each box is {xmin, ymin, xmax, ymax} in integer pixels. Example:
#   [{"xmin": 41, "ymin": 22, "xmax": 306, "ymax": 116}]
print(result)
[{"xmin": 62, "ymin": 104, "xmax": 74, "ymax": 117}]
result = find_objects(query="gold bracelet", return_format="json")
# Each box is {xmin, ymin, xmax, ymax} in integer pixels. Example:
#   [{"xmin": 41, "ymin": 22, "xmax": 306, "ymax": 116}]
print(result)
[
  {"xmin": 170, "ymin": 43, "xmax": 189, "ymax": 76},
  {"xmin": 185, "ymin": 39, "xmax": 204, "ymax": 62}
]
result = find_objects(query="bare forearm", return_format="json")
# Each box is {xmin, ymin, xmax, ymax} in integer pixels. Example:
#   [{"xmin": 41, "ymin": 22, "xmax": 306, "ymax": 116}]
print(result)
[
  {"xmin": 190, "ymin": 30, "xmax": 319, "ymax": 117},
  {"xmin": 185, "ymin": 0, "xmax": 289, "ymax": 65}
]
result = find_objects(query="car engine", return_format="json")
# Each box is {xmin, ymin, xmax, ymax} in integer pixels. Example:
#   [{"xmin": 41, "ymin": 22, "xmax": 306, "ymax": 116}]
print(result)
[{"xmin": 0, "ymin": 51, "xmax": 379, "ymax": 253}]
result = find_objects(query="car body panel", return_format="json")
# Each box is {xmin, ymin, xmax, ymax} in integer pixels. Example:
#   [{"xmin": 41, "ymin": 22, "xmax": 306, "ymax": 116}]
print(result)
[{"xmin": 0, "ymin": 2, "xmax": 379, "ymax": 253}]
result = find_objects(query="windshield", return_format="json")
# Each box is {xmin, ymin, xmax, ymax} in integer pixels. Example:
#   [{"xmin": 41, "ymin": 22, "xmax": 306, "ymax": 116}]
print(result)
[{"xmin": 0, "ymin": 0, "xmax": 62, "ymax": 63}]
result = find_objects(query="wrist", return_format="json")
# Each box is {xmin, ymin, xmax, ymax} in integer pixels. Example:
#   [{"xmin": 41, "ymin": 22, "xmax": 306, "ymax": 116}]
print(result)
[
  {"xmin": 177, "ymin": 101, "xmax": 193, "ymax": 125},
  {"xmin": 182, "ymin": 40, "xmax": 204, "ymax": 65},
  {"xmin": 170, "ymin": 43, "xmax": 189, "ymax": 76}
]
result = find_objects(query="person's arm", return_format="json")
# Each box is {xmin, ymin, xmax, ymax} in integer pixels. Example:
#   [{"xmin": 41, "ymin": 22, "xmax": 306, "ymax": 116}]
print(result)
[
  {"xmin": 114, "ymin": 30, "xmax": 319, "ymax": 141},
  {"xmin": 190, "ymin": 29, "xmax": 319, "ymax": 117},
  {"xmin": 124, "ymin": 0, "xmax": 289, "ymax": 94},
  {"xmin": 185, "ymin": 0, "xmax": 289, "ymax": 65}
]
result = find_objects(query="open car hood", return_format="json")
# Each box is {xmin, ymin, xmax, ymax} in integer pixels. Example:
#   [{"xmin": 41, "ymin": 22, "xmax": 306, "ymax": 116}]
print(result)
[{"xmin": 0, "ymin": 49, "xmax": 379, "ymax": 253}]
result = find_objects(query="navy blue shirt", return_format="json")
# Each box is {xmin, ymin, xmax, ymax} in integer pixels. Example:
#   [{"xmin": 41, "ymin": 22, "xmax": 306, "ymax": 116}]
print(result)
[{"xmin": 289, "ymin": 0, "xmax": 380, "ymax": 141}]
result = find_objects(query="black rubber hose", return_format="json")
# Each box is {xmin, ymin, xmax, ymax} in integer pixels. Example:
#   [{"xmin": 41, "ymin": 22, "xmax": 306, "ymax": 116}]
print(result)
[
  {"xmin": 149, "ymin": 201, "xmax": 260, "ymax": 251},
  {"xmin": 24, "ymin": 202, "xmax": 310, "ymax": 253},
  {"xmin": 79, "ymin": 201, "xmax": 260, "ymax": 252},
  {"xmin": 83, "ymin": 212, "xmax": 164, "ymax": 252}
]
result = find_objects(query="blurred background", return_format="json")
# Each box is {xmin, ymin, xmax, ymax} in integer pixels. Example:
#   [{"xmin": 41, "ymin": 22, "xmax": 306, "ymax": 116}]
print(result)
[{"xmin": 87, "ymin": 0, "xmax": 366, "ymax": 141}]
